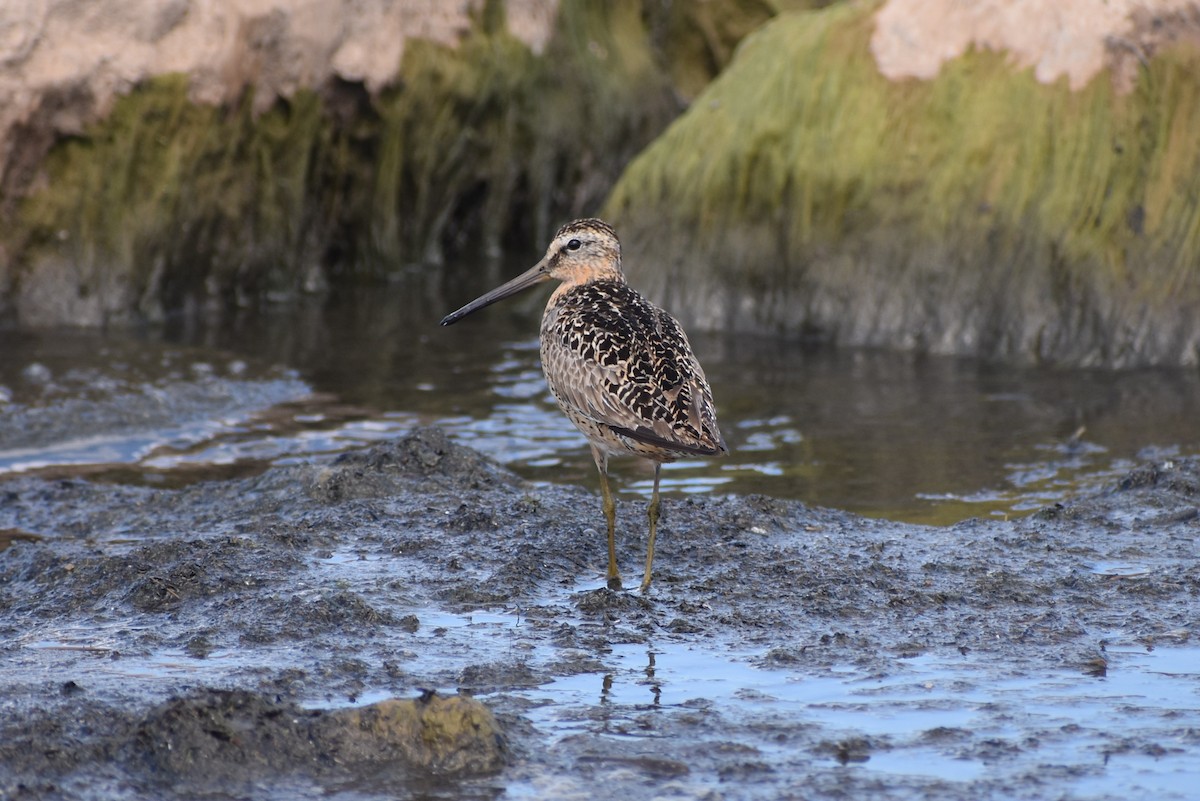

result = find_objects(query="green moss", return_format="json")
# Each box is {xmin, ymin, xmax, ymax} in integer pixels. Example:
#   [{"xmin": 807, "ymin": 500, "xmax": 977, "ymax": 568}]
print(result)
[
  {"xmin": 347, "ymin": 0, "xmax": 698, "ymax": 267},
  {"xmin": 7, "ymin": 0, "xmax": 782, "ymax": 324},
  {"xmin": 605, "ymin": 2, "xmax": 1200, "ymax": 364},
  {"xmin": 18, "ymin": 75, "xmax": 339, "ymax": 313}
]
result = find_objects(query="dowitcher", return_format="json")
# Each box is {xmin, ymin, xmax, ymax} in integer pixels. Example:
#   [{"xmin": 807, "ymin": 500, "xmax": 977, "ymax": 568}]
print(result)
[{"xmin": 440, "ymin": 218, "xmax": 727, "ymax": 593}]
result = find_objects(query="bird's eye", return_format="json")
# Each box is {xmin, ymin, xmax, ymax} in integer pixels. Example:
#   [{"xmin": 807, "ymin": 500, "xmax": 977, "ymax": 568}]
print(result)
[{"xmin": 567, "ymin": 239, "xmax": 582, "ymax": 251}]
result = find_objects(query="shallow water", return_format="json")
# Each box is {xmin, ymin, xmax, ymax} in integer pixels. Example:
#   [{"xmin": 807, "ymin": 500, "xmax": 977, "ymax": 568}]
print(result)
[
  {"xmin": 3, "ymin": 381, "xmax": 1198, "ymax": 800},
  {"xmin": 514, "ymin": 639, "xmax": 1200, "ymax": 799},
  {"xmin": 11, "ymin": 577, "xmax": 1199, "ymax": 800},
  {"xmin": 2, "ymin": 284, "xmax": 1198, "ymax": 524}
]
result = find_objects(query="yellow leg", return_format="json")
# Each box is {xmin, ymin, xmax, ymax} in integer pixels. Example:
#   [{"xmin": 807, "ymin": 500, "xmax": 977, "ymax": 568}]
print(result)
[
  {"xmin": 639, "ymin": 462, "xmax": 662, "ymax": 593},
  {"xmin": 592, "ymin": 446, "xmax": 621, "ymax": 590}
]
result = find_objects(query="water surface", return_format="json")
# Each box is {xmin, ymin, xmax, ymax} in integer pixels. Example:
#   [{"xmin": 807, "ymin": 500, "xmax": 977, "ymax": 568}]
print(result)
[{"xmin": 1, "ymin": 282, "xmax": 1198, "ymax": 524}]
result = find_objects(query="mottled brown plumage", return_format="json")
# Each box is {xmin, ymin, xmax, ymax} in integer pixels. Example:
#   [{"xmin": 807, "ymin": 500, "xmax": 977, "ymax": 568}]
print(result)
[{"xmin": 441, "ymin": 218, "xmax": 726, "ymax": 592}]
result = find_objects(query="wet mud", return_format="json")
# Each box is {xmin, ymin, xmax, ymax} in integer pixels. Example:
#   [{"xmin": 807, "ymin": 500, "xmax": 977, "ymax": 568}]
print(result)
[{"xmin": 1, "ymin": 426, "xmax": 1198, "ymax": 799}]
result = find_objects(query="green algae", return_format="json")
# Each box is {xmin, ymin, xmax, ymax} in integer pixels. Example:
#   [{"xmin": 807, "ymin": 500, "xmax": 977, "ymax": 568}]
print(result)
[
  {"xmin": 656, "ymin": 0, "xmax": 779, "ymax": 100},
  {"xmin": 370, "ymin": 0, "xmax": 679, "ymax": 264},
  {"xmin": 4, "ymin": 0, "xmax": 777, "ymax": 327},
  {"xmin": 605, "ymin": 2, "xmax": 1200, "ymax": 366},
  {"xmin": 16, "ymin": 75, "xmax": 340, "ymax": 319}
]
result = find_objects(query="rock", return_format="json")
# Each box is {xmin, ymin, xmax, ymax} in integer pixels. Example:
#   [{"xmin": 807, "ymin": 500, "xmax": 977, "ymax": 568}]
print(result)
[
  {"xmin": 607, "ymin": 2, "xmax": 1200, "ymax": 367},
  {"xmin": 0, "ymin": 1, "xmax": 555, "ymax": 183},
  {"xmin": 331, "ymin": 691, "xmax": 506, "ymax": 774},
  {"xmin": 872, "ymin": 0, "xmax": 1200, "ymax": 92},
  {"xmin": 124, "ymin": 688, "xmax": 505, "ymax": 785}
]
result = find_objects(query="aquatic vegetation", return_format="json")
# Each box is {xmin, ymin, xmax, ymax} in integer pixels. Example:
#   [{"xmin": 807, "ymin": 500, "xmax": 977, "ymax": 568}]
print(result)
[{"xmin": 17, "ymin": 76, "xmax": 331, "ymax": 319}]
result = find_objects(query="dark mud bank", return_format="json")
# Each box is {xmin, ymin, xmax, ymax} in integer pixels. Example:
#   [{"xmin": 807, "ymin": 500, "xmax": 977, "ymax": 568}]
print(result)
[{"xmin": 1, "ymin": 427, "xmax": 1198, "ymax": 799}]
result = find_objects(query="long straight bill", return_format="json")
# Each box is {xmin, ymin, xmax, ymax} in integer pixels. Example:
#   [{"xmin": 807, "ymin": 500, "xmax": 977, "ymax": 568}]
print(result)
[{"xmin": 439, "ymin": 259, "xmax": 551, "ymax": 326}]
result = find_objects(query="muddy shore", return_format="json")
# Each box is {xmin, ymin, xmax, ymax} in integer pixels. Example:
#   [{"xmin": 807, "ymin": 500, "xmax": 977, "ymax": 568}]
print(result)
[{"xmin": 1, "ymin": 426, "xmax": 1198, "ymax": 799}]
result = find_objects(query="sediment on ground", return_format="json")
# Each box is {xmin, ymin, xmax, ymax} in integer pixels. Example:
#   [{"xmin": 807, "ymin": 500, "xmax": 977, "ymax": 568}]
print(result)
[
  {"xmin": 1, "ymin": 426, "xmax": 1198, "ymax": 798},
  {"xmin": 605, "ymin": 1, "xmax": 1200, "ymax": 367}
]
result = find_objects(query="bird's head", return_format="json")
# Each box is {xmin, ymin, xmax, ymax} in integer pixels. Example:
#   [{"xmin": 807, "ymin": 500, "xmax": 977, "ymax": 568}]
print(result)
[{"xmin": 440, "ymin": 218, "xmax": 623, "ymax": 326}]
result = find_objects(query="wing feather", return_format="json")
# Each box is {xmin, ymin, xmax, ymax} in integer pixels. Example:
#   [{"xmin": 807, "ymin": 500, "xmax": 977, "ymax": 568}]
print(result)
[{"xmin": 540, "ymin": 282, "xmax": 726, "ymax": 459}]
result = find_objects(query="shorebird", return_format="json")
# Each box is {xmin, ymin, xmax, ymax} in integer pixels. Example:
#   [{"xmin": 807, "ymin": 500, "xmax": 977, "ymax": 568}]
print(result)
[{"xmin": 441, "ymin": 218, "xmax": 727, "ymax": 593}]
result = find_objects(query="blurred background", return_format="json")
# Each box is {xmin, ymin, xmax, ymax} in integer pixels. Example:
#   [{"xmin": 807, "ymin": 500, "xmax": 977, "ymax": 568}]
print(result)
[{"xmin": 1, "ymin": 0, "xmax": 1198, "ymax": 523}]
